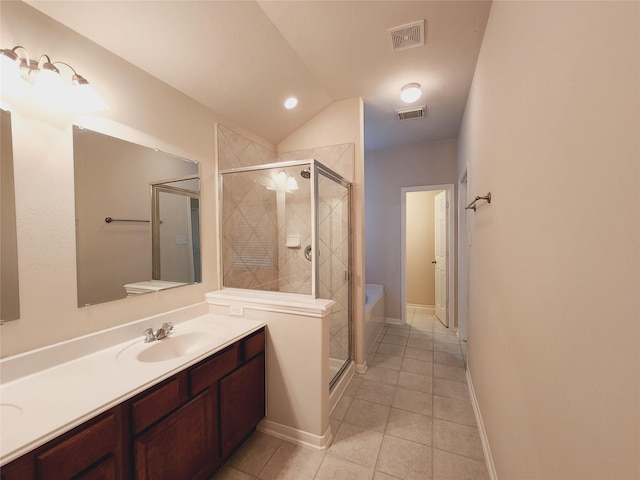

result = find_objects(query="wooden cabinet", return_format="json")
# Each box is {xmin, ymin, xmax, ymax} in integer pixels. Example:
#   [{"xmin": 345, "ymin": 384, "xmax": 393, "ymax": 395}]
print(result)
[
  {"xmin": 1, "ymin": 408, "xmax": 123, "ymax": 480},
  {"xmin": 134, "ymin": 390, "xmax": 217, "ymax": 480},
  {"xmin": 1, "ymin": 327, "xmax": 265, "ymax": 480},
  {"xmin": 220, "ymin": 353, "xmax": 265, "ymax": 458}
]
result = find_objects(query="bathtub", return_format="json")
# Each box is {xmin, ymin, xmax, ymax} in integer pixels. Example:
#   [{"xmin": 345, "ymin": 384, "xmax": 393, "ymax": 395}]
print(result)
[{"xmin": 364, "ymin": 284, "xmax": 385, "ymax": 356}]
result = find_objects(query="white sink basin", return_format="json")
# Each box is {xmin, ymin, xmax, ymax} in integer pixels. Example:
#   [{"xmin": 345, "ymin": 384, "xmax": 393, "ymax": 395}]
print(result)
[{"xmin": 117, "ymin": 331, "xmax": 220, "ymax": 363}]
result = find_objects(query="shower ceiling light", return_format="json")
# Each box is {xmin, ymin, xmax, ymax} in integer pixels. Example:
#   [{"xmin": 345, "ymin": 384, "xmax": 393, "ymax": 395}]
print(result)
[
  {"xmin": 284, "ymin": 97, "xmax": 298, "ymax": 109},
  {"xmin": 400, "ymin": 83, "xmax": 422, "ymax": 103},
  {"xmin": 0, "ymin": 45, "xmax": 109, "ymax": 112}
]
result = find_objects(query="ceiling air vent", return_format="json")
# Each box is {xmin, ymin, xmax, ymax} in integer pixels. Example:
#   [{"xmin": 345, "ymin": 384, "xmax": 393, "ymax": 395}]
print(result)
[
  {"xmin": 388, "ymin": 20, "xmax": 425, "ymax": 51},
  {"xmin": 397, "ymin": 105, "xmax": 426, "ymax": 120}
]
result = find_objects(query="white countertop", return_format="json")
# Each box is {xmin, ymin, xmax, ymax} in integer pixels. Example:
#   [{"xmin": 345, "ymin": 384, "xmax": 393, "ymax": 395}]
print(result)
[{"xmin": 0, "ymin": 313, "xmax": 265, "ymax": 466}]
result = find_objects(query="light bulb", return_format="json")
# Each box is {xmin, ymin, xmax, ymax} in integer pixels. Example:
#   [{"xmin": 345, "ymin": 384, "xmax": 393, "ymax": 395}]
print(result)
[
  {"xmin": 400, "ymin": 83, "xmax": 422, "ymax": 103},
  {"xmin": 286, "ymin": 176, "xmax": 299, "ymax": 191},
  {"xmin": 284, "ymin": 97, "xmax": 298, "ymax": 109}
]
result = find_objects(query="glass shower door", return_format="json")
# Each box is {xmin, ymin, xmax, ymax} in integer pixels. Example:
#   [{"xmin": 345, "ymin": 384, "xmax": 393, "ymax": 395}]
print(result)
[{"xmin": 316, "ymin": 168, "xmax": 351, "ymax": 389}]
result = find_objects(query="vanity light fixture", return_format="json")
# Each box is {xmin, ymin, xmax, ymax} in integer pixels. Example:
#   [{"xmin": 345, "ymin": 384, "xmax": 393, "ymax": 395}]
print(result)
[
  {"xmin": 400, "ymin": 82, "xmax": 422, "ymax": 103},
  {"xmin": 284, "ymin": 96, "xmax": 298, "ymax": 110},
  {"xmin": 0, "ymin": 45, "xmax": 109, "ymax": 112}
]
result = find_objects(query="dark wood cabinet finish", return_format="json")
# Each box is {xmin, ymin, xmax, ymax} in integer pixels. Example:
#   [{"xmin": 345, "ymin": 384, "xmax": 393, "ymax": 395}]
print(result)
[
  {"xmin": 134, "ymin": 391, "xmax": 217, "ymax": 480},
  {"xmin": 1, "ymin": 327, "xmax": 265, "ymax": 480},
  {"xmin": 220, "ymin": 353, "xmax": 265, "ymax": 459},
  {"xmin": 1, "ymin": 407, "xmax": 123, "ymax": 480},
  {"xmin": 131, "ymin": 375, "xmax": 188, "ymax": 435}
]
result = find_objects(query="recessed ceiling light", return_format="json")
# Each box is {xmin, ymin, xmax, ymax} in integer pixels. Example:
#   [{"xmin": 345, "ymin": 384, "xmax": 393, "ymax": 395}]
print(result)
[
  {"xmin": 284, "ymin": 97, "xmax": 298, "ymax": 109},
  {"xmin": 400, "ymin": 83, "xmax": 422, "ymax": 103}
]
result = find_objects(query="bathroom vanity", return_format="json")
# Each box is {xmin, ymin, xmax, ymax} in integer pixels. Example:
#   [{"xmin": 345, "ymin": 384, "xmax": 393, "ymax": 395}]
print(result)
[{"xmin": 0, "ymin": 314, "xmax": 265, "ymax": 480}]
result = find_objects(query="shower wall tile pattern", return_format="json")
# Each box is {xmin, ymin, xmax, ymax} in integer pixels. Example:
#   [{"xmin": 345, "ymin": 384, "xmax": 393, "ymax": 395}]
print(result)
[
  {"xmin": 217, "ymin": 124, "xmax": 354, "ymax": 301},
  {"xmin": 278, "ymin": 143, "xmax": 354, "ymax": 183}
]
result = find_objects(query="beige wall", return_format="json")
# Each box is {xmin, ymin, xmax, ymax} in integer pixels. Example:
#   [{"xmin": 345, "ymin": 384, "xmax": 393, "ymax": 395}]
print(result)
[
  {"xmin": 459, "ymin": 1, "xmax": 640, "ymax": 478},
  {"xmin": 406, "ymin": 190, "xmax": 437, "ymax": 306},
  {"xmin": 0, "ymin": 2, "xmax": 267, "ymax": 357},
  {"xmin": 365, "ymin": 139, "xmax": 457, "ymax": 321}
]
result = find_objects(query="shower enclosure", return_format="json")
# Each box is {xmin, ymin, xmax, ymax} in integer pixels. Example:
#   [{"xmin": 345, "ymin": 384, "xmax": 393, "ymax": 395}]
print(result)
[{"xmin": 219, "ymin": 160, "xmax": 351, "ymax": 388}]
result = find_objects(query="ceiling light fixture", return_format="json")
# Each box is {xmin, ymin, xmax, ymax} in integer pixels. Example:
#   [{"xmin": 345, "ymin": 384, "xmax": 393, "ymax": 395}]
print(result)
[
  {"xmin": 400, "ymin": 82, "xmax": 422, "ymax": 103},
  {"xmin": 0, "ymin": 45, "xmax": 109, "ymax": 112},
  {"xmin": 284, "ymin": 97, "xmax": 298, "ymax": 110}
]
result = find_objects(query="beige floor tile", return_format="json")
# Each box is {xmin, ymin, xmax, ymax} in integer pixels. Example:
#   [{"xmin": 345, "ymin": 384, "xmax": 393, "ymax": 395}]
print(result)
[
  {"xmin": 344, "ymin": 377, "xmax": 363, "ymax": 396},
  {"xmin": 343, "ymin": 398, "xmax": 391, "ymax": 433},
  {"xmin": 433, "ymin": 395, "xmax": 476, "ymax": 427},
  {"xmin": 409, "ymin": 330, "xmax": 434, "ymax": 340},
  {"xmin": 434, "ymin": 363, "xmax": 467, "ymax": 383},
  {"xmin": 406, "ymin": 337, "xmax": 434, "ymax": 350},
  {"xmin": 385, "ymin": 407, "xmax": 433, "ymax": 446},
  {"xmin": 329, "ymin": 421, "xmax": 384, "ymax": 468},
  {"xmin": 211, "ymin": 466, "xmax": 256, "ymax": 480},
  {"xmin": 433, "ymin": 419, "xmax": 485, "ymax": 461},
  {"xmin": 386, "ymin": 326, "xmax": 411, "ymax": 337},
  {"xmin": 376, "ymin": 435, "xmax": 432, "ymax": 480},
  {"xmin": 356, "ymin": 380, "xmax": 397, "ymax": 406},
  {"xmin": 314, "ymin": 454, "xmax": 375, "ymax": 480},
  {"xmin": 377, "ymin": 343, "xmax": 406, "ymax": 357},
  {"xmin": 392, "ymin": 387, "xmax": 433, "ymax": 416},
  {"xmin": 226, "ymin": 431, "xmax": 282, "ymax": 476},
  {"xmin": 397, "ymin": 371, "xmax": 433, "ymax": 394},
  {"xmin": 433, "ymin": 342, "xmax": 461, "ymax": 355},
  {"xmin": 410, "ymin": 321, "xmax": 434, "ymax": 333},
  {"xmin": 363, "ymin": 366, "xmax": 400, "ymax": 386},
  {"xmin": 433, "ymin": 449, "xmax": 489, "ymax": 480},
  {"xmin": 433, "ymin": 322, "xmax": 453, "ymax": 335},
  {"xmin": 329, "ymin": 417, "xmax": 342, "ymax": 435},
  {"xmin": 330, "ymin": 394, "xmax": 353, "ymax": 421},
  {"xmin": 433, "ymin": 351, "xmax": 464, "ymax": 367},
  {"xmin": 433, "ymin": 378, "xmax": 470, "ymax": 401},
  {"xmin": 257, "ymin": 441, "xmax": 324, "ymax": 480},
  {"xmin": 404, "ymin": 346, "xmax": 433, "ymax": 362},
  {"xmin": 401, "ymin": 357, "xmax": 433, "ymax": 376},
  {"xmin": 434, "ymin": 332, "xmax": 460, "ymax": 343},
  {"xmin": 381, "ymin": 334, "xmax": 409, "ymax": 346},
  {"xmin": 373, "ymin": 472, "xmax": 399, "ymax": 480},
  {"xmin": 371, "ymin": 353, "xmax": 403, "ymax": 371}
]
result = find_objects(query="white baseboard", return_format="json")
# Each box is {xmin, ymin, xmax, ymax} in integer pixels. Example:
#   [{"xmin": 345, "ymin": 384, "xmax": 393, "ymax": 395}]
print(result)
[
  {"xmin": 385, "ymin": 317, "xmax": 403, "ymax": 325},
  {"xmin": 466, "ymin": 368, "xmax": 498, "ymax": 480},
  {"xmin": 355, "ymin": 361, "xmax": 368, "ymax": 374},
  {"xmin": 257, "ymin": 419, "xmax": 333, "ymax": 451},
  {"xmin": 407, "ymin": 303, "xmax": 435, "ymax": 311}
]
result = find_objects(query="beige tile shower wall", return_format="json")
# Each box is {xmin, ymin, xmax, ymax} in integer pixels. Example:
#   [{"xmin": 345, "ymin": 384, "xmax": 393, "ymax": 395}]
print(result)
[
  {"xmin": 278, "ymin": 181, "xmax": 312, "ymax": 294},
  {"xmin": 278, "ymin": 143, "xmax": 355, "ymax": 183},
  {"xmin": 218, "ymin": 125, "xmax": 276, "ymax": 170},
  {"xmin": 218, "ymin": 125, "xmax": 279, "ymax": 291},
  {"xmin": 218, "ymin": 124, "xmax": 354, "ymax": 295}
]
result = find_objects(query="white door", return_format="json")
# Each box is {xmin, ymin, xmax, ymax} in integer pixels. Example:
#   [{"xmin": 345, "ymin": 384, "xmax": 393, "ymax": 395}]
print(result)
[{"xmin": 434, "ymin": 191, "xmax": 448, "ymax": 326}]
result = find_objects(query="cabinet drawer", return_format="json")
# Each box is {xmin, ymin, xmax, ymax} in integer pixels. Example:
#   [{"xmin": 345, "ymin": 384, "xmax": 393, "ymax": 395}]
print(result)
[
  {"xmin": 36, "ymin": 414, "xmax": 116, "ymax": 480},
  {"xmin": 242, "ymin": 329, "xmax": 265, "ymax": 361},
  {"xmin": 131, "ymin": 376, "xmax": 187, "ymax": 434},
  {"xmin": 190, "ymin": 344, "xmax": 239, "ymax": 395}
]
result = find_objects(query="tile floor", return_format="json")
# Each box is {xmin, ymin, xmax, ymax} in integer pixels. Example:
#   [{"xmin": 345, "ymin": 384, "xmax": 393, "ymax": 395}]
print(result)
[{"xmin": 211, "ymin": 307, "xmax": 489, "ymax": 480}]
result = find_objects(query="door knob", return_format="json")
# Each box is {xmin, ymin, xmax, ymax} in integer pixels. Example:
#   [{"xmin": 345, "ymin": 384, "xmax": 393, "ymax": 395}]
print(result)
[{"xmin": 431, "ymin": 260, "xmax": 437, "ymax": 264}]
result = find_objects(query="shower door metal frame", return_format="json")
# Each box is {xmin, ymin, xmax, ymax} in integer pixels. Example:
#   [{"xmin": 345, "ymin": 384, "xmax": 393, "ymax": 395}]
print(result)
[
  {"xmin": 150, "ymin": 174, "xmax": 200, "ymax": 281},
  {"xmin": 313, "ymin": 162, "xmax": 353, "ymax": 389}
]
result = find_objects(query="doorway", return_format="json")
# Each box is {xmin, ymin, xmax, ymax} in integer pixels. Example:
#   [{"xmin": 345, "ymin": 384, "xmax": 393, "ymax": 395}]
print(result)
[{"xmin": 401, "ymin": 184, "xmax": 455, "ymax": 328}]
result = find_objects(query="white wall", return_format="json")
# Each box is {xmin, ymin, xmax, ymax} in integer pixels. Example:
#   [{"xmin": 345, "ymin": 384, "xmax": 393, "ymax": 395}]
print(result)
[
  {"xmin": 459, "ymin": 2, "xmax": 640, "ymax": 478},
  {"xmin": 0, "ymin": 2, "xmax": 270, "ymax": 357},
  {"xmin": 365, "ymin": 139, "xmax": 457, "ymax": 321}
]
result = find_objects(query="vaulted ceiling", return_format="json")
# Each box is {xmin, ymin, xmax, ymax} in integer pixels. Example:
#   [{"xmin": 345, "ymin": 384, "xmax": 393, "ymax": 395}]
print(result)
[{"xmin": 26, "ymin": 0, "xmax": 491, "ymax": 151}]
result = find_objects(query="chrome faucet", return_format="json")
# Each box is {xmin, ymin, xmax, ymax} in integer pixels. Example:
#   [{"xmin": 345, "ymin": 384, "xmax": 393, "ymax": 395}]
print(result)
[{"xmin": 143, "ymin": 322, "xmax": 174, "ymax": 342}]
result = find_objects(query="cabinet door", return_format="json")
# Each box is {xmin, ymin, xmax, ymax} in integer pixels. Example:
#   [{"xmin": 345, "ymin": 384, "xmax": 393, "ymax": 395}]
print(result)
[
  {"xmin": 220, "ymin": 353, "xmax": 265, "ymax": 459},
  {"xmin": 76, "ymin": 456, "xmax": 116, "ymax": 480},
  {"xmin": 134, "ymin": 389, "xmax": 218, "ymax": 480}
]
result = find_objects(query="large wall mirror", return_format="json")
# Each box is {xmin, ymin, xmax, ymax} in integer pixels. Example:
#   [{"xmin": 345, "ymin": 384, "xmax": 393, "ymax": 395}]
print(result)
[
  {"xmin": 73, "ymin": 126, "xmax": 201, "ymax": 307},
  {"xmin": 1, "ymin": 109, "xmax": 20, "ymax": 321}
]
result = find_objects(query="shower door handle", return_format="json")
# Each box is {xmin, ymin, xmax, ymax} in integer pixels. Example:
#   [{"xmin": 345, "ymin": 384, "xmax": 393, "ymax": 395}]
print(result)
[{"xmin": 304, "ymin": 245, "xmax": 312, "ymax": 262}]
